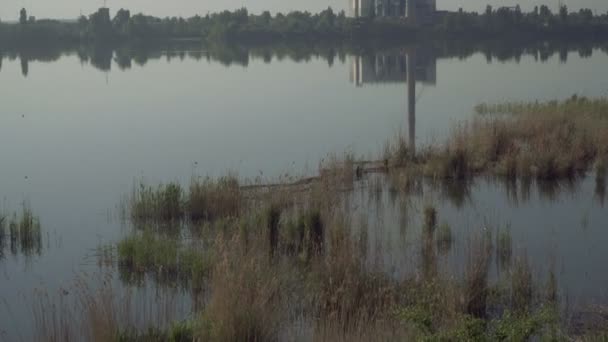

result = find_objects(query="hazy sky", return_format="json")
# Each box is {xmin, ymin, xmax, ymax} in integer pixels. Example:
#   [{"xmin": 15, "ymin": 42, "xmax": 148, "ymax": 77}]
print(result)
[{"xmin": 1, "ymin": 0, "xmax": 607, "ymax": 20}]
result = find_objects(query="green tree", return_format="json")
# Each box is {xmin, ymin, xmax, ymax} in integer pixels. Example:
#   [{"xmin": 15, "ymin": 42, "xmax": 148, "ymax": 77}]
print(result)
[
  {"xmin": 113, "ymin": 8, "xmax": 131, "ymax": 32},
  {"xmin": 559, "ymin": 5, "xmax": 568, "ymax": 23},
  {"xmin": 540, "ymin": 5, "xmax": 552, "ymax": 18},
  {"xmin": 19, "ymin": 8, "xmax": 27, "ymax": 25}
]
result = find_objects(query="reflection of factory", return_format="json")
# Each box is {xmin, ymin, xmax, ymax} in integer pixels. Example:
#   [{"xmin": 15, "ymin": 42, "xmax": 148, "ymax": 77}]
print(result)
[
  {"xmin": 350, "ymin": 48, "xmax": 437, "ymax": 154},
  {"xmin": 351, "ymin": 0, "xmax": 437, "ymax": 24},
  {"xmin": 349, "ymin": 50, "xmax": 436, "ymax": 87}
]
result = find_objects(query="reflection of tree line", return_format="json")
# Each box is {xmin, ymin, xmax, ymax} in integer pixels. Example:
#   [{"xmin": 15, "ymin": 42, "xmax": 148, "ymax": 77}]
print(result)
[{"xmin": 1, "ymin": 38, "xmax": 607, "ymax": 76}]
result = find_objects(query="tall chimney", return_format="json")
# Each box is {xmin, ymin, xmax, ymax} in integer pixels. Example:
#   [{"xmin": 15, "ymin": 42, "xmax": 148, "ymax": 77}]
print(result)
[{"xmin": 407, "ymin": 0, "xmax": 417, "ymax": 24}]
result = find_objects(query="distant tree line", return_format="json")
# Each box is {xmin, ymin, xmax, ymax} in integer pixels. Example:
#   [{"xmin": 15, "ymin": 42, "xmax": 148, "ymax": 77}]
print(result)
[{"xmin": 1, "ymin": 5, "xmax": 608, "ymax": 45}]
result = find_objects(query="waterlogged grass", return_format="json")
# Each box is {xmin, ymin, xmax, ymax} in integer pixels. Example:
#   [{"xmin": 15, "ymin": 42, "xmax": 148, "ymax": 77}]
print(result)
[
  {"xmin": 116, "ymin": 321, "xmax": 194, "ymax": 342},
  {"xmin": 32, "ymin": 96, "xmax": 608, "ymax": 340},
  {"xmin": 0, "ymin": 205, "xmax": 42, "ymax": 257},
  {"xmin": 129, "ymin": 175, "xmax": 242, "ymax": 224},
  {"xmin": 117, "ymin": 231, "xmax": 212, "ymax": 289},
  {"xmin": 41, "ymin": 195, "xmax": 608, "ymax": 340},
  {"xmin": 386, "ymin": 96, "xmax": 608, "ymax": 182}
]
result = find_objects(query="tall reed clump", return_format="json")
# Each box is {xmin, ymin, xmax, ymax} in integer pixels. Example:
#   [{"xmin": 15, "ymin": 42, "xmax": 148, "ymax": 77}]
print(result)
[
  {"xmin": 130, "ymin": 182, "xmax": 184, "ymax": 222},
  {"xmin": 464, "ymin": 231, "xmax": 492, "ymax": 318},
  {"xmin": 511, "ymin": 257, "xmax": 533, "ymax": 314},
  {"xmin": 5, "ymin": 205, "xmax": 42, "ymax": 256},
  {"xmin": 0, "ymin": 215, "xmax": 6, "ymax": 257},
  {"xmin": 199, "ymin": 233, "xmax": 287, "ymax": 342},
  {"xmin": 33, "ymin": 272, "xmax": 186, "ymax": 342},
  {"xmin": 390, "ymin": 96, "xmax": 608, "ymax": 182},
  {"xmin": 130, "ymin": 176, "xmax": 242, "ymax": 224},
  {"xmin": 311, "ymin": 214, "xmax": 397, "ymax": 333},
  {"xmin": 474, "ymin": 96, "xmax": 608, "ymax": 180},
  {"xmin": 188, "ymin": 175, "xmax": 241, "ymax": 222}
]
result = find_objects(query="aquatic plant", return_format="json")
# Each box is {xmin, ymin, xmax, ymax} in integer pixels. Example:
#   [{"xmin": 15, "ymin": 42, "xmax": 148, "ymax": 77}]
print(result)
[
  {"xmin": 188, "ymin": 175, "xmax": 241, "ymax": 222},
  {"xmin": 464, "ymin": 232, "xmax": 492, "ymax": 318},
  {"xmin": 511, "ymin": 256, "xmax": 534, "ymax": 314},
  {"xmin": 117, "ymin": 231, "xmax": 212, "ymax": 288},
  {"xmin": 130, "ymin": 182, "xmax": 184, "ymax": 222}
]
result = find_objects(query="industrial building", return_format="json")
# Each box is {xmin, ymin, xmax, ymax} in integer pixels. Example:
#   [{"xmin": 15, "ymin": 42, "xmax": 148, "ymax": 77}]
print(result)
[{"xmin": 351, "ymin": 0, "xmax": 437, "ymax": 24}]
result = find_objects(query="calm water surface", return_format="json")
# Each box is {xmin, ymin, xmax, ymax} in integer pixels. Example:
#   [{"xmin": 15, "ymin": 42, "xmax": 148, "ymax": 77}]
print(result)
[{"xmin": 1, "ymin": 42, "xmax": 608, "ymax": 339}]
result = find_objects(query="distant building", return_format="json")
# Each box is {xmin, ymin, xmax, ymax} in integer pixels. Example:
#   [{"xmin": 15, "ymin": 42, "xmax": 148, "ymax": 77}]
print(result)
[
  {"xmin": 351, "ymin": 0, "xmax": 437, "ymax": 24},
  {"xmin": 349, "ymin": 50, "xmax": 436, "ymax": 87}
]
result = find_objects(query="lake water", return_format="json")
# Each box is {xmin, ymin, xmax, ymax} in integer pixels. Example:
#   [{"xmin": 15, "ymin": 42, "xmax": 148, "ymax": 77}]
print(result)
[{"xmin": 1, "ymin": 41, "xmax": 608, "ymax": 339}]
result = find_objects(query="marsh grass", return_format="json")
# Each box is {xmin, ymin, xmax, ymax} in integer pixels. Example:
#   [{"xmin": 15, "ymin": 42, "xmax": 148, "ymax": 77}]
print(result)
[
  {"xmin": 387, "ymin": 96, "xmax": 608, "ymax": 182},
  {"xmin": 130, "ymin": 182, "xmax": 183, "ymax": 222},
  {"xmin": 464, "ymin": 231, "xmax": 492, "ymax": 318},
  {"xmin": 117, "ymin": 231, "xmax": 212, "ymax": 289},
  {"xmin": 0, "ymin": 214, "xmax": 6, "ymax": 258},
  {"xmin": 188, "ymin": 175, "xmax": 241, "ymax": 222},
  {"xmin": 511, "ymin": 256, "xmax": 534, "ymax": 314},
  {"xmin": 40, "ymin": 188, "xmax": 604, "ymax": 341},
  {"xmin": 2, "ymin": 204, "xmax": 43, "ymax": 257},
  {"xmin": 129, "ymin": 175, "xmax": 242, "ymax": 225},
  {"xmin": 33, "ymin": 272, "xmax": 185, "ymax": 342}
]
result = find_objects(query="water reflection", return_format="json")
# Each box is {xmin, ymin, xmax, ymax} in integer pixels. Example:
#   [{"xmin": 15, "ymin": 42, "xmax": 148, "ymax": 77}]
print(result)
[
  {"xmin": 1, "ymin": 39, "xmax": 607, "ymax": 77},
  {"xmin": 350, "ymin": 47, "xmax": 437, "ymax": 155}
]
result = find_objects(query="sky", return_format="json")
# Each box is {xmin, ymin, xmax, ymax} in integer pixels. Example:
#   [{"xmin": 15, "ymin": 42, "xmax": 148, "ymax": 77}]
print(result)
[{"xmin": 1, "ymin": 0, "xmax": 607, "ymax": 21}]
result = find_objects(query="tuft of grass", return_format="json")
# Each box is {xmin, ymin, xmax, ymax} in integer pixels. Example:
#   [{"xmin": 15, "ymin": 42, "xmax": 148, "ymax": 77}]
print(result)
[
  {"xmin": 266, "ymin": 204, "xmax": 281, "ymax": 259},
  {"xmin": 117, "ymin": 231, "xmax": 211, "ymax": 288},
  {"xmin": 511, "ymin": 256, "xmax": 534, "ymax": 314},
  {"xmin": 464, "ymin": 232, "xmax": 492, "ymax": 318},
  {"xmin": 130, "ymin": 182, "xmax": 184, "ymax": 222},
  {"xmin": 116, "ymin": 321, "xmax": 194, "ymax": 342},
  {"xmin": 188, "ymin": 175, "xmax": 241, "ymax": 222},
  {"xmin": 129, "ymin": 176, "xmax": 242, "ymax": 224},
  {"xmin": 4, "ymin": 205, "xmax": 42, "ymax": 257},
  {"xmin": 199, "ymin": 234, "xmax": 286, "ymax": 342}
]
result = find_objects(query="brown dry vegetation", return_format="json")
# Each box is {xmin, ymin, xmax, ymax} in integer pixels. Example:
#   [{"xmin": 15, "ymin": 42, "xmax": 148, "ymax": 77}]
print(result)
[
  {"xmin": 31, "ymin": 97, "xmax": 608, "ymax": 341},
  {"xmin": 386, "ymin": 96, "xmax": 608, "ymax": 182}
]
